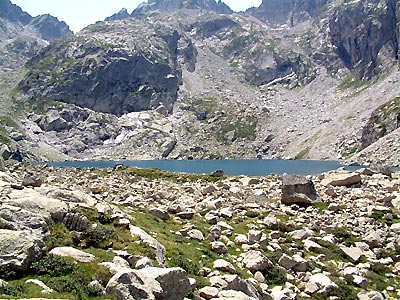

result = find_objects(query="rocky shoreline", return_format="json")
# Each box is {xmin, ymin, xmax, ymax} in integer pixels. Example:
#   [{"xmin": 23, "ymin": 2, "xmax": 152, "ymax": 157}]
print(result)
[{"xmin": 0, "ymin": 159, "xmax": 399, "ymax": 299}]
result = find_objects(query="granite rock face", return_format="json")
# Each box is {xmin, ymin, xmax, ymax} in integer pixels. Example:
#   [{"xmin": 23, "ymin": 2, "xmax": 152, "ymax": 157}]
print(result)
[
  {"xmin": 19, "ymin": 19, "xmax": 195, "ymax": 116},
  {"xmin": 132, "ymin": 0, "xmax": 233, "ymax": 15}
]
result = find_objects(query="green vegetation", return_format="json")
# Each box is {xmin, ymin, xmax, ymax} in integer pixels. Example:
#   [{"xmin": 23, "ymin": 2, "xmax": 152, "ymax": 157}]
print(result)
[
  {"xmin": 295, "ymin": 146, "xmax": 311, "ymax": 159},
  {"xmin": 216, "ymin": 116, "xmax": 258, "ymax": 143},
  {"xmin": 121, "ymin": 166, "xmax": 228, "ymax": 183}
]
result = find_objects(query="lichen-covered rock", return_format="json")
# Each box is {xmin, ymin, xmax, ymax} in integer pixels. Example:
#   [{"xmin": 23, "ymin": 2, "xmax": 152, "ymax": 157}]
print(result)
[
  {"xmin": 49, "ymin": 246, "xmax": 96, "ymax": 263},
  {"xmin": 0, "ymin": 229, "xmax": 45, "ymax": 272},
  {"xmin": 281, "ymin": 174, "xmax": 319, "ymax": 205},
  {"xmin": 106, "ymin": 267, "xmax": 191, "ymax": 300}
]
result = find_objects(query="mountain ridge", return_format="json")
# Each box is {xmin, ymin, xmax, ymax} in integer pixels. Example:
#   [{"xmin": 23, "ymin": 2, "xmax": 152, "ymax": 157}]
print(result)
[{"xmin": 0, "ymin": 0, "xmax": 400, "ymax": 166}]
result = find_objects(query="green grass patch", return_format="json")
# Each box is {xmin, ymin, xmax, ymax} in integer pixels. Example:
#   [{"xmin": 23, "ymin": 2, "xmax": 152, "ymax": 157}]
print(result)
[{"xmin": 295, "ymin": 146, "xmax": 311, "ymax": 159}]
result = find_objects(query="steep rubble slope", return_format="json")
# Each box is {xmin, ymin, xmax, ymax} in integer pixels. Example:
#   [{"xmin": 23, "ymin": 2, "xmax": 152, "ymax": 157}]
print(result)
[{"xmin": 3, "ymin": 0, "xmax": 400, "ymax": 165}]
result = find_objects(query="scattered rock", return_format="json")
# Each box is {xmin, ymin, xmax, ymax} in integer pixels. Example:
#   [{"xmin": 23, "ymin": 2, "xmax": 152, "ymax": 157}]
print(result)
[
  {"xmin": 49, "ymin": 247, "xmax": 96, "ymax": 263},
  {"xmin": 241, "ymin": 250, "xmax": 273, "ymax": 272},
  {"xmin": 130, "ymin": 225, "xmax": 166, "ymax": 265},
  {"xmin": 150, "ymin": 207, "xmax": 170, "ymax": 220},
  {"xmin": 22, "ymin": 173, "xmax": 43, "ymax": 187},
  {"xmin": 106, "ymin": 267, "xmax": 191, "ymax": 300},
  {"xmin": 321, "ymin": 172, "xmax": 362, "ymax": 187},
  {"xmin": 213, "ymin": 259, "xmax": 236, "ymax": 273},
  {"xmin": 281, "ymin": 174, "xmax": 319, "ymax": 205}
]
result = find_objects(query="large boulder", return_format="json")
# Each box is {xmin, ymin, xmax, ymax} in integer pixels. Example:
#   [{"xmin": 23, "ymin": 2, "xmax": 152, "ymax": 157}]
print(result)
[
  {"xmin": 106, "ymin": 267, "xmax": 191, "ymax": 300},
  {"xmin": 49, "ymin": 247, "xmax": 96, "ymax": 263},
  {"xmin": 130, "ymin": 225, "xmax": 166, "ymax": 265},
  {"xmin": 320, "ymin": 172, "xmax": 362, "ymax": 187},
  {"xmin": 0, "ymin": 229, "xmax": 45, "ymax": 272},
  {"xmin": 0, "ymin": 204, "xmax": 49, "ymax": 232},
  {"xmin": 209, "ymin": 275, "xmax": 259, "ymax": 299},
  {"xmin": 241, "ymin": 250, "xmax": 273, "ymax": 272},
  {"xmin": 281, "ymin": 174, "xmax": 319, "ymax": 205}
]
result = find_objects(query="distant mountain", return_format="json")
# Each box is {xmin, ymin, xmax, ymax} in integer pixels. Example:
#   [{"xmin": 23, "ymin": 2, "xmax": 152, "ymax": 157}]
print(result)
[
  {"xmin": 105, "ymin": 8, "xmax": 130, "ymax": 22},
  {"xmin": 0, "ymin": 0, "xmax": 31, "ymax": 24},
  {"xmin": 132, "ymin": 0, "xmax": 233, "ymax": 15}
]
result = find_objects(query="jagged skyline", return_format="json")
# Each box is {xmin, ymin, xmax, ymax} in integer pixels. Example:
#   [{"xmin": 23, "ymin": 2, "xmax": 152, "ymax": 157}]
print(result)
[{"xmin": 10, "ymin": 0, "xmax": 262, "ymax": 32}]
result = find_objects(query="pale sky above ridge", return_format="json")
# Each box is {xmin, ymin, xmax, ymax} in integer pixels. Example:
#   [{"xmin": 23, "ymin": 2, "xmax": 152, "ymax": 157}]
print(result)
[{"xmin": 10, "ymin": 0, "xmax": 262, "ymax": 32}]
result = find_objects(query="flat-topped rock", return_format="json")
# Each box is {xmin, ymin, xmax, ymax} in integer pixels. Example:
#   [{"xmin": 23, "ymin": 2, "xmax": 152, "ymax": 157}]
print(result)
[{"xmin": 49, "ymin": 247, "xmax": 96, "ymax": 263}]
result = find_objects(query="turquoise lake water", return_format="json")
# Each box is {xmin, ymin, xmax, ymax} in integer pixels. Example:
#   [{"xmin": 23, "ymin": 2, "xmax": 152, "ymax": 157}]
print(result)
[{"xmin": 46, "ymin": 159, "xmax": 363, "ymax": 176}]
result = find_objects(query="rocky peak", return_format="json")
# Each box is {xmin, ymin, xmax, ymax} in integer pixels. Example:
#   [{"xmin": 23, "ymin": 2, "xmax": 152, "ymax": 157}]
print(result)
[
  {"xmin": 28, "ymin": 14, "xmax": 72, "ymax": 41},
  {"xmin": 249, "ymin": 0, "xmax": 333, "ymax": 26},
  {"xmin": 0, "ymin": 0, "xmax": 31, "ymax": 25},
  {"xmin": 105, "ymin": 8, "xmax": 130, "ymax": 22},
  {"xmin": 132, "ymin": 0, "xmax": 233, "ymax": 16}
]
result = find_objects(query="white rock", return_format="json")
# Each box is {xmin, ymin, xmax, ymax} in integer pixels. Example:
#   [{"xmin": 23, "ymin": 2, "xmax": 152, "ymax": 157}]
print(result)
[
  {"xmin": 199, "ymin": 286, "xmax": 219, "ymax": 299},
  {"xmin": 26, "ymin": 279, "xmax": 54, "ymax": 294},
  {"xmin": 340, "ymin": 246, "xmax": 363, "ymax": 264},
  {"xmin": 135, "ymin": 257, "xmax": 153, "ymax": 269},
  {"xmin": 304, "ymin": 273, "xmax": 338, "ymax": 294},
  {"xmin": 49, "ymin": 246, "xmax": 96, "ymax": 263},
  {"xmin": 214, "ymin": 259, "xmax": 236, "ymax": 273},
  {"xmin": 241, "ymin": 250, "xmax": 273, "ymax": 272}
]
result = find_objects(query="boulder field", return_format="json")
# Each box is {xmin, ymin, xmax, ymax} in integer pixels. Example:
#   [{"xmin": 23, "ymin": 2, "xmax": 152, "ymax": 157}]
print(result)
[{"xmin": 0, "ymin": 160, "xmax": 399, "ymax": 299}]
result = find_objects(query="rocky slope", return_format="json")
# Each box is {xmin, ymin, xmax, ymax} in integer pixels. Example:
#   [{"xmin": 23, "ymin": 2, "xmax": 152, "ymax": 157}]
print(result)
[
  {"xmin": 0, "ymin": 0, "xmax": 400, "ymax": 166},
  {"xmin": 0, "ymin": 160, "xmax": 399, "ymax": 299},
  {"xmin": 0, "ymin": 0, "xmax": 71, "ymax": 159}
]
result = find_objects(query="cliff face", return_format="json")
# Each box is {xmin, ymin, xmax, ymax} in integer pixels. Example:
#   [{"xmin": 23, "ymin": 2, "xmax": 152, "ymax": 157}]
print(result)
[
  {"xmin": 132, "ymin": 0, "xmax": 233, "ymax": 15},
  {"xmin": 329, "ymin": 0, "xmax": 398, "ymax": 78},
  {"xmin": 19, "ymin": 19, "xmax": 196, "ymax": 116},
  {"xmin": 249, "ymin": 0, "xmax": 332, "ymax": 26}
]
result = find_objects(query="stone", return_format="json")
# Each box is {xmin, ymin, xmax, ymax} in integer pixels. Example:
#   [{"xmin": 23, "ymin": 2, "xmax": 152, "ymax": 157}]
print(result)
[
  {"xmin": 0, "ymin": 158, "xmax": 5, "ymax": 172},
  {"xmin": 292, "ymin": 254, "xmax": 308, "ymax": 272},
  {"xmin": 211, "ymin": 170, "xmax": 225, "ymax": 177},
  {"xmin": 353, "ymin": 275, "xmax": 368, "ymax": 289},
  {"xmin": 177, "ymin": 209, "xmax": 195, "ymax": 219},
  {"xmin": 278, "ymin": 254, "xmax": 297, "ymax": 270},
  {"xmin": 248, "ymin": 230, "xmax": 263, "ymax": 244},
  {"xmin": 149, "ymin": 208, "xmax": 170, "ymax": 220},
  {"xmin": 340, "ymin": 246, "xmax": 363, "ymax": 264},
  {"xmin": 87, "ymin": 280, "xmax": 106, "ymax": 296},
  {"xmin": 304, "ymin": 273, "xmax": 338, "ymax": 294},
  {"xmin": 107, "ymin": 267, "xmax": 191, "ymax": 300},
  {"xmin": 270, "ymin": 289, "xmax": 296, "ymax": 300},
  {"xmin": 135, "ymin": 257, "xmax": 153, "ymax": 269},
  {"xmin": 213, "ymin": 259, "xmax": 236, "ymax": 273},
  {"xmin": 0, "ymin": 229, "xmax": 45, "ymax": 271},
  {"xmin": 211, "ymin": 241, "xmax": 228, "ymax": 254},
  {"xmin": 217, "ymin": 290, "xmax": 259, "ymax": 300},
  {"xmin": 357, "ymin": 291, "xmax": 384, "ymax": 300},
  {"xmin": 199, "ymin": 286, "xmax": 219, "ymax": 299},
  {"xmin": 235, "ymin": 234, "xmax": 249, "ymax": 245},
  {"xmin": 130, "ymin": 225, "xmax": 166, "ymax": 265},
  {"xmin": 209, "ymin": 275, "xmax": 259, "ymax": 299},
  {"xmin": 49, "ymin": 247, "xmax": 96, "ymax": 263},
  {"xmin": 390, "ymin": 223, "xmax": 400, "ymax": 233},
  {"xmin": 26, "ymin": 279, "xmax": 54, "ymax": 294},
  {"xmin": 187, "ymin": 229, "xmax": 204, "ymax": 241},
  {"xmin": 289, "ymin": 229, "xmax": 315, "ymax": 240},
  {"xmin": 320, "ymin": 172, "xmax": 362, "ymax": 187},
  {"xmin": 281, "ymin": 173, "xmax": 319, "ymax": 205},
  {"xmin": 241, "ymin": 250, "xmax": 273, "ymax": 272},
  {"xmin": 303, "ymin": 239, "xmax": 322, "ymax": 251},
  {"xmin": 239, "ymin": 177, "xmax": 260, "ymax": 186},
  {"xmin": 0, "ymin": 204, "xmax": 49, "ymax": 232},
  {"xmin": 22, "ymin": 173, "xmax": 43, "ymax": 187}
]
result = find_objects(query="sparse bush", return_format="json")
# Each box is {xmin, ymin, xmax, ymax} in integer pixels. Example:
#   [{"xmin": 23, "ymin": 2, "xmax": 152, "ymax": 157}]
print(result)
[{"xmin": 32, "ymin": 254, "xmax": 77, "ymax": 277}]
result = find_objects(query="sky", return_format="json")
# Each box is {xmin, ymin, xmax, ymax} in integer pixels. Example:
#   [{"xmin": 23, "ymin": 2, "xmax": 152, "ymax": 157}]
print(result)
[{"xmin": 10, "ymin": 0, "xmax": 262, "ymax": 32}]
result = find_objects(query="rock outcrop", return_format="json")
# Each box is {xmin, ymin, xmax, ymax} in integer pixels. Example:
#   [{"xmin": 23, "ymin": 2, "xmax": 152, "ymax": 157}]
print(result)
[
  {"xmin": 19, "ymin": 18, "xmax": 195, "ymax": 116},
  {"xmin": 132, "ymin": 0, "xmax": 233, "ymax": 15}
]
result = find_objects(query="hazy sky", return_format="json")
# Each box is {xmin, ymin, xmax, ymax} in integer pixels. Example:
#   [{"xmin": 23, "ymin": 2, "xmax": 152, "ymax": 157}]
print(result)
[{"xmin": 11, "ymin": 0, "xmax": 262, "ymax": 32}]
